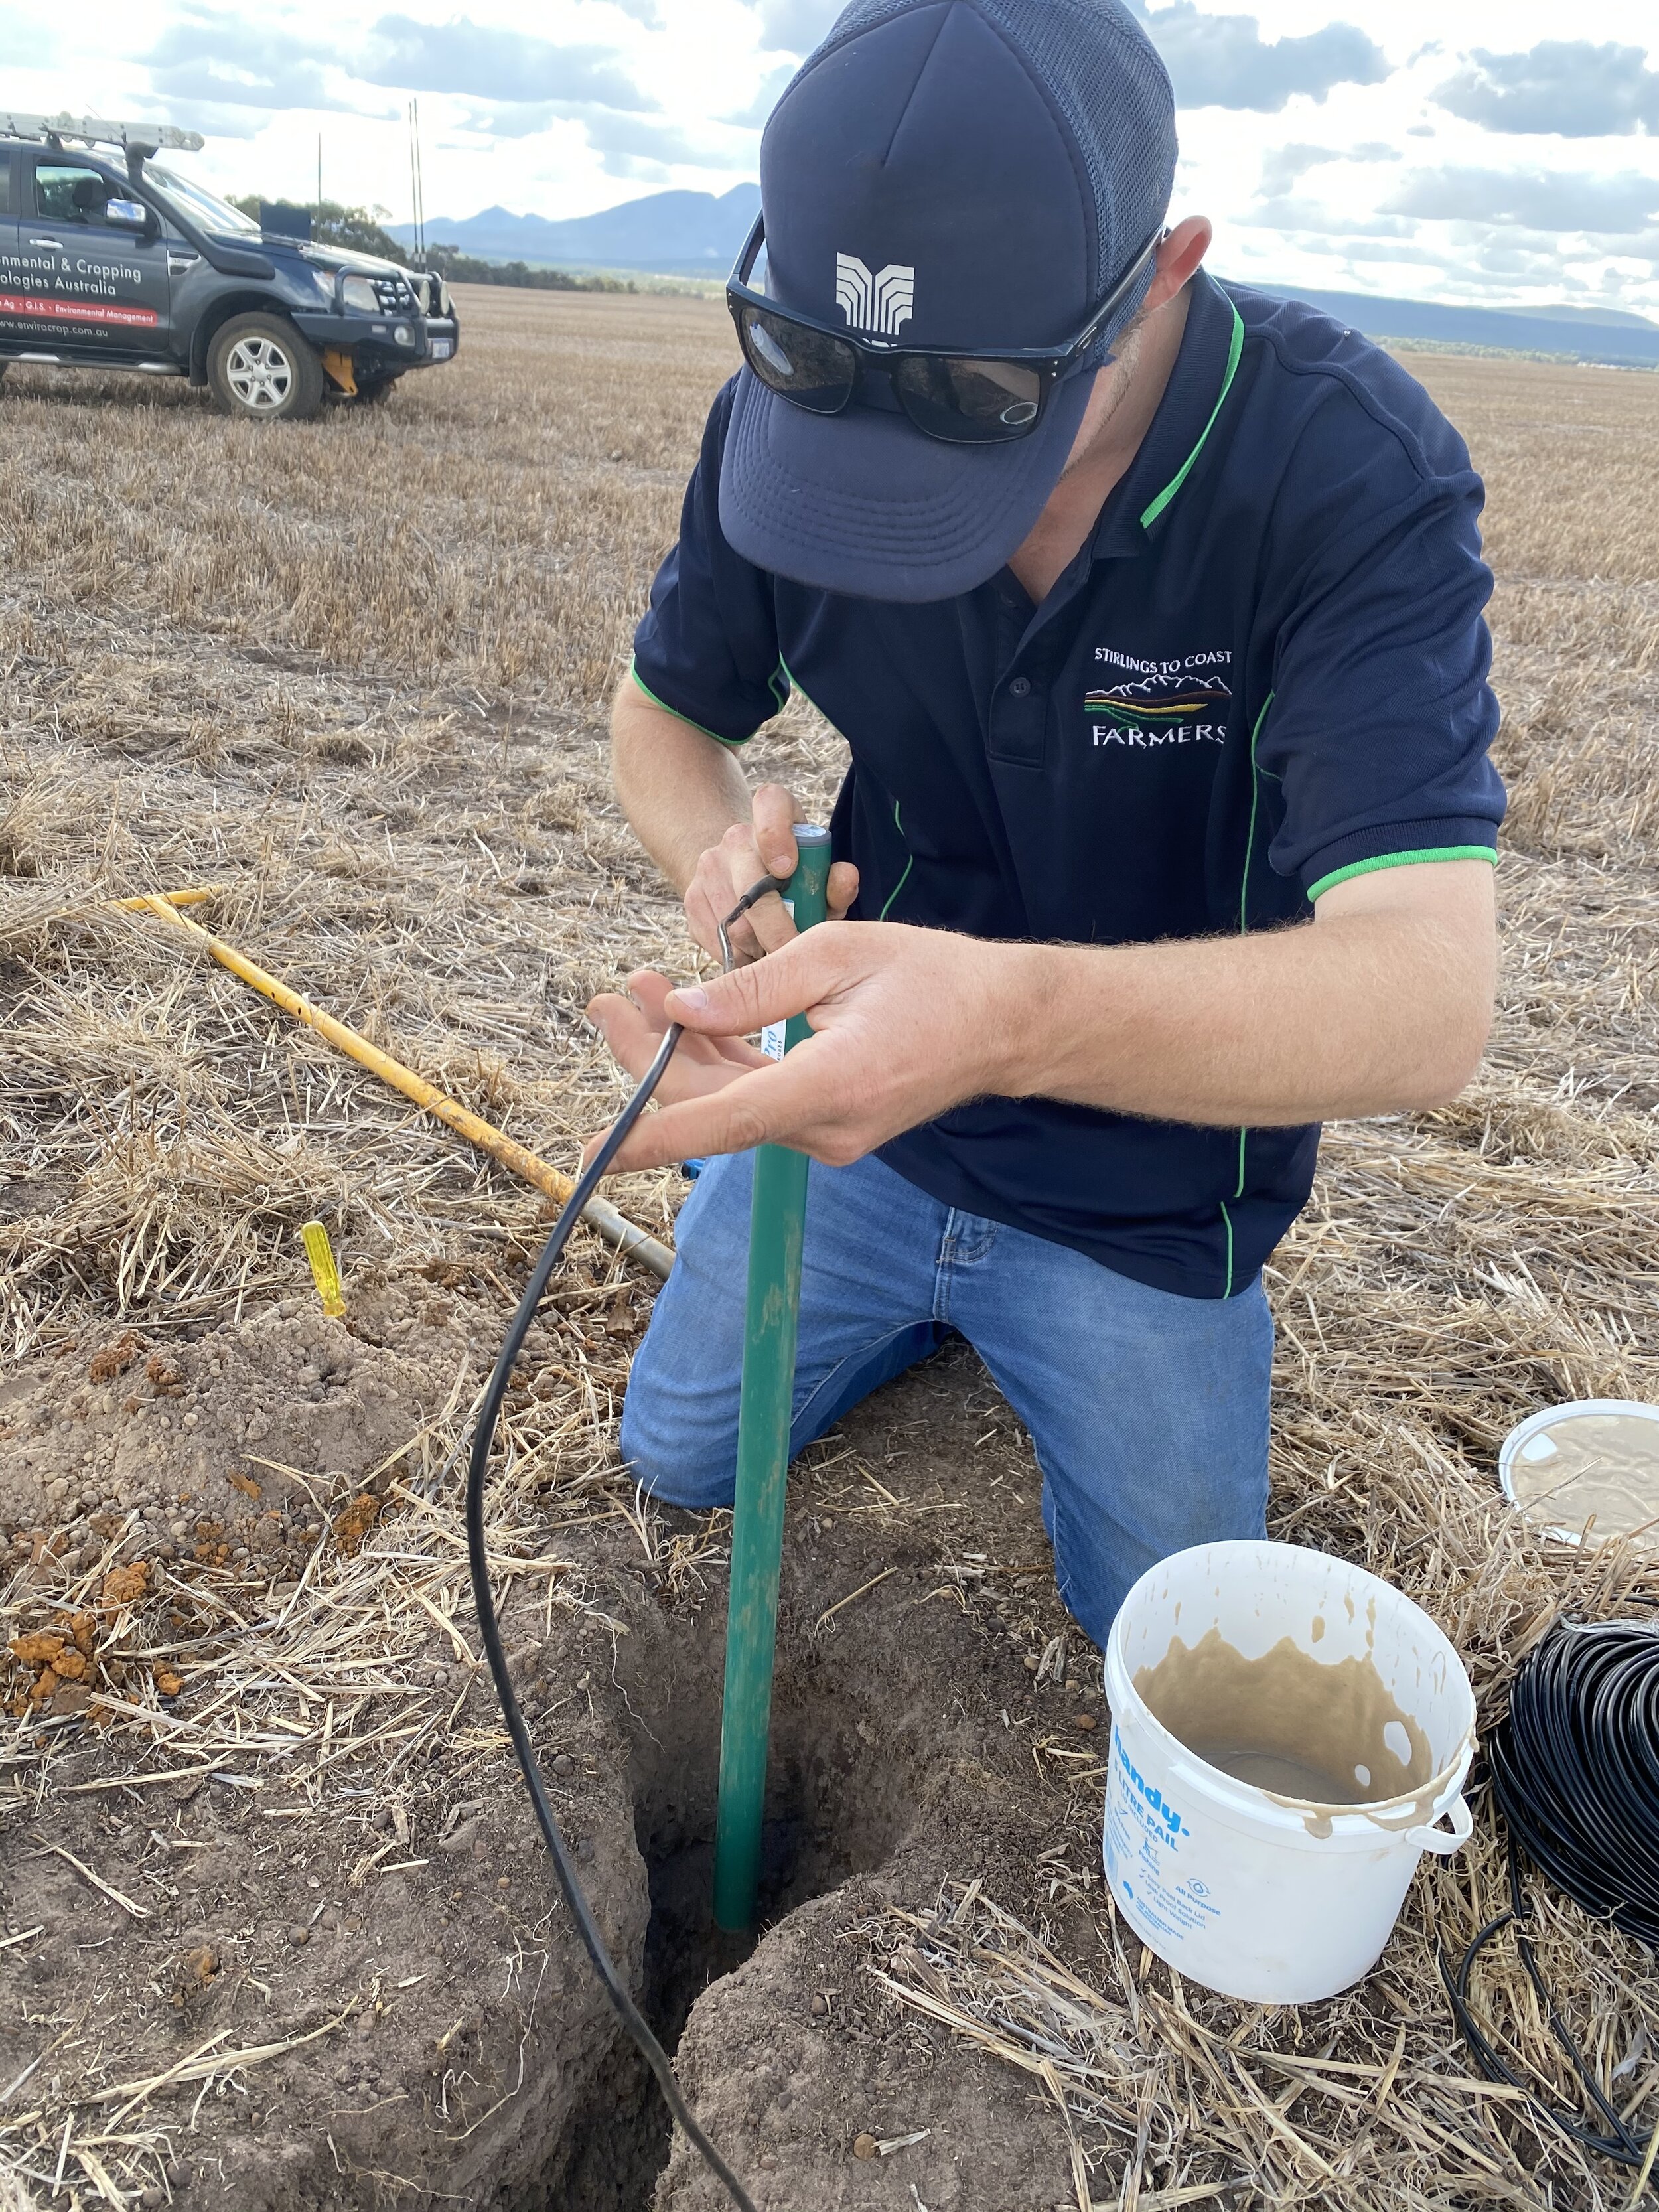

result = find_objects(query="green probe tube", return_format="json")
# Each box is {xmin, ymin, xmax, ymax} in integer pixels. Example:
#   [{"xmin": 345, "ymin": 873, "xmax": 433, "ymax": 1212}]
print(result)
[{"xmin": 713, "ymin": 824, "xmax": 833, "ymax": 1933}]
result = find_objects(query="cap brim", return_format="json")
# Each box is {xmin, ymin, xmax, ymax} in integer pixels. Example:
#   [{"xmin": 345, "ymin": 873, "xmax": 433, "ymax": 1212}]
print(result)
[{"xmin": 718, "ymin": 363, "xmax": 1094, "ymax": 603}]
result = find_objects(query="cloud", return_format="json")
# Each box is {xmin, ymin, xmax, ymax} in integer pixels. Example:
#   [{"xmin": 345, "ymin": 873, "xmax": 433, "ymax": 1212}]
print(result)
[
  {"xmin": 1285, "ymin": 234, "xmax": 1455, "ymax": 269},
  {"xmin": 1385, "ymin": 166, "xmax": 1659, "ymax": 234},
  {"xmin": 1256, "ymin": 140, "xmax": 1399, "ymax": 195},
  {"xmin": 1246, "ymin": 197, "xmax": 1413, "ymax": 237},
  {"xmin": 451, "ymin": 102, "xmax": 569, "ymax": 140},
  {"xmin": 601, "ymin": 152, "xmax": 674, "ymax": 182},
  {"xmin": 0, "ymin": 5, "xmax": 53, "ymax": 64},
  {"xmin": 144, "ymin": 17, "xmax": 384, "ymax": 115},
  {"xmin": 720, "ymin": 61, "xmax": 795, "ymax": 128},
  {"xmin": 576, "ymin": 107, "xmax": 729, "ymax": 165},
  {"xmin": 140, "ymin": 9, "xmax": 649, "ymax": 118},
  {"xmin": 752, "ymin": 0, "xmax": 837, "ymax": 54},
  {"xmin": 147, "ymin": 58, "xmax": 364, "ymax": 114},
  {"xmin": 1435, "ymin": 41, "xmax": 1659, "ymax": 138},
  {"xmin": 143, "ymin": 100, "xmax": 266, "ymax": 141},
  {"xmin": 1131, "ymin": 1, "xmax": 1388, "ymax": 113},
  {"xmin": 358, "ymin": 17, "xmax": 652, "ymax": 108}
]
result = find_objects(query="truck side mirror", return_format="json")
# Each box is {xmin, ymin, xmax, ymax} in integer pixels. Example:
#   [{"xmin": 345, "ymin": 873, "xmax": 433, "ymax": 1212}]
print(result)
[{"xmin": 106, "ymin": 198, "xmax": 151, "ymax": 234}]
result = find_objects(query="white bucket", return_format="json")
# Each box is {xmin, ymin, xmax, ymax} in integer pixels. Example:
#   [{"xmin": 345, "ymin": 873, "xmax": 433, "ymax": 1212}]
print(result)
[{"xmin": 1102, "ymin": 1540, "xmax": 1475, "ymax": 2004}]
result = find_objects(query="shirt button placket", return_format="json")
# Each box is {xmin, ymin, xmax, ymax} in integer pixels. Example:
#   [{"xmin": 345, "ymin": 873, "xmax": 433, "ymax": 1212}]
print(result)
[{"xmin": 991, "ymin": 672, "xmax": 1045, "ymax": 766}]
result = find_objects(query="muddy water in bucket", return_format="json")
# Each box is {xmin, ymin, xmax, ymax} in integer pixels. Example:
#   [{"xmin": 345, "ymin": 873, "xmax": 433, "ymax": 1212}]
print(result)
[
  {"xmin": 1500, "ymin": 1402, "xmax": 1659, "ymax": 1549},
  {"xmin": 1135, "ymin": 1626, "xmax": 1434, "ymax": 1809},
  {"xmin": 1104, "ymin": 1541, "xmax": 1476, "ymax": 2003}
]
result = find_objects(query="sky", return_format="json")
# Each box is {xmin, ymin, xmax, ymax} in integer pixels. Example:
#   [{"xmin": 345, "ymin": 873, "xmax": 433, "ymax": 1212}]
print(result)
[{"xmin": 5, "ymin": 0, "xmax": 1659, "ymax": 315}]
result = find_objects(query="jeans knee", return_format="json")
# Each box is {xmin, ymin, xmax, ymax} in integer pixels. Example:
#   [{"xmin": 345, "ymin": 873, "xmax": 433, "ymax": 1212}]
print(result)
[{"xmin": 618, "ymin": 1394, "xmax": 737, "ymax": 1511}]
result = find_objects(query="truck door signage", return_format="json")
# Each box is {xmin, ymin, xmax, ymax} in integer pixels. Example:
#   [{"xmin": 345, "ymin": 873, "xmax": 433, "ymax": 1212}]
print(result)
[{"xmin": 0, "ymin": 246, "xmax": 159, "ymax": 329}]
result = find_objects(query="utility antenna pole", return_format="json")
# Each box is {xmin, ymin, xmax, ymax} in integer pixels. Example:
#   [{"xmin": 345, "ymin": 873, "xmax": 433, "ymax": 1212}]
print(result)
[{"xmin": 407, "ymin": 98, "xmax": 426, "ymax": 267}]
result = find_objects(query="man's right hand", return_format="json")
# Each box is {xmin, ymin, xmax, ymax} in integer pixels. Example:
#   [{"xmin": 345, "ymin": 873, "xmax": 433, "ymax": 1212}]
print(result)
[{"xmin": 684, "ymin": 780, "xmax": 859, "ymax": 966}]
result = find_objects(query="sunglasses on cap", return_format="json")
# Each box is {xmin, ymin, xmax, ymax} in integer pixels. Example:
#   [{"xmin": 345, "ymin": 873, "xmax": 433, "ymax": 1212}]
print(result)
[{"xmin": 726, "ymin": 213, "xmax": 1163, "ymax": 448}]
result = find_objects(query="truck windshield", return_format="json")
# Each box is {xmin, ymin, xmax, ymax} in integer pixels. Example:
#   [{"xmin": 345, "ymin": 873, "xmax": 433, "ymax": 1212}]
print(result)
[{"xmin": 147, "ymin": 167, "xmax": 262, "ymax": 238}]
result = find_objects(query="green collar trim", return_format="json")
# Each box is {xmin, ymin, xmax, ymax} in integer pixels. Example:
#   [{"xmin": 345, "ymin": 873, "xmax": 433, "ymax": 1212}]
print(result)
[{"xmin": 1138, "ymin": 301, "xmax": 1245, "ymax": 533}]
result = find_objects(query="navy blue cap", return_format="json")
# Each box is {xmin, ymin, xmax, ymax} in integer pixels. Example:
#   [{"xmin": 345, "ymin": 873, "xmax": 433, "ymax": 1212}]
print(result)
[{"xmin": 719, "ymin": 0, "xmax": 1177, "ymax": 603}]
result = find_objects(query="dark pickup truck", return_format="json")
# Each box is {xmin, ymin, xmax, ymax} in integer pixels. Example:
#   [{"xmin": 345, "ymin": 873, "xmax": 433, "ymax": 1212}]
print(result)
[{"xmin": 0, "ymin": 114, "xmax": 458, "ymax": 419}]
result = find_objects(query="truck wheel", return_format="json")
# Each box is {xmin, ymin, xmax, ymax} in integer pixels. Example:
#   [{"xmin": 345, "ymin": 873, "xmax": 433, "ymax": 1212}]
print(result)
[{"xmin": 208, "ymin": 315, "xmax": 325, "ymax": 422}]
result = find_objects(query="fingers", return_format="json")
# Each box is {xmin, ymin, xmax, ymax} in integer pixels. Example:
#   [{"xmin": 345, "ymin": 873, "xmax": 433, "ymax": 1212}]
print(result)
[
  {"xmin": 585, "ymin": 989, "xmax": 673, "ymax": 1084},
  {"xmin": 664, "ymin": 926, "xmax": 854, "ymax": 1040},
  {"xmin": 588, "ymin": 972, "xmax": 770, "ymax": 1082},
  {"xmin": 684, "ymin": 862, "xmax": 730, "ymax": 966},
  {"xmin": 827, "ymin": 860, "xmax": 860, "ymax": 923},
  {"xmin": 750, "ymin": 783, "xmax": 800, "ymax": 880},
  {"xmin": 613, "ymin": 967, "xmax": 677, "ymax": 1023},
  {"xmin": 599, "ymin": 1038, "xmax": 860, "ymax": 1175},
  {"xmin": 682, "ymin": 797, "xmax": 805, "ymax": 965},
  {"xmin": 583, "ymin": 974, "xmax": 771, "ymax": 1165}
]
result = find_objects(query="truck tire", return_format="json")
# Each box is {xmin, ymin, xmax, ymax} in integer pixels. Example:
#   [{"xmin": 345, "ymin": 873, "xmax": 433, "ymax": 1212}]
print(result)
[{"xmin": 208, "ymin": 315, "xmax": 325, "ymax": 423}]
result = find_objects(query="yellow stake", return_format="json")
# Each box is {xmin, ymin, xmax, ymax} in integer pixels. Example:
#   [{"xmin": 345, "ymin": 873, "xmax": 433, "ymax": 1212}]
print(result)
[
  {"xmin": 301, "ymin": 1222, "xmax": 348, "ymax": 1317},
  {"xmin": 133, "ymin": 893, "xmax": 674, "ymax": 1281},
  {"xmin": 109, "ymin": 886, "xmax": 230, "ymax": 913}
]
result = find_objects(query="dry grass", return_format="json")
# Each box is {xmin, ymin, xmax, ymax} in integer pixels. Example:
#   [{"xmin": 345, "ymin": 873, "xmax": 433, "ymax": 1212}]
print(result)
[{"xmin": 3, "ymin": 293, "xmax": 1659, "ymax": 2209}]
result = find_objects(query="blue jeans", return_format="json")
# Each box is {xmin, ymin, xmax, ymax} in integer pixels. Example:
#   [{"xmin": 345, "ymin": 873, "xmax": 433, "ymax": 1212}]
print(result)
[{"xmin": 620, "ymin": 1152, "xmax": 1272, "ymax": 1648}]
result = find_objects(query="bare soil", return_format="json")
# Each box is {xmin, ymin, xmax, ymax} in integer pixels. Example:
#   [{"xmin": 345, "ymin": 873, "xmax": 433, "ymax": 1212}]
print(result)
[{"xmin": 4, "ymin": 1319, "xmax": 1104, "ymax": 2212}]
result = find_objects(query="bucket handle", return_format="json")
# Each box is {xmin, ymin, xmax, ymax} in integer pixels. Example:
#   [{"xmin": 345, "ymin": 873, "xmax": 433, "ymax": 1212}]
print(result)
[{"xmin": 1405, "ymin": 1793, "xmax": 1473, "ymax": 1857}]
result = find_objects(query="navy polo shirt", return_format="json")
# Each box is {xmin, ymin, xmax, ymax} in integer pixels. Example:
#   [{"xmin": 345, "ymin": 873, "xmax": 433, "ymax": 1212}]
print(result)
[{"xmin": 631, "ymin": 271, "xmax": 1505, "ymax": 1300}]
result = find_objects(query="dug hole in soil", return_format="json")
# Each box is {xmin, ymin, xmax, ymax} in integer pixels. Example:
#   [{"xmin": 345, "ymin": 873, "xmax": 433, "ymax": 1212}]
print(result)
[{"xmin": 2, "ymin": 1274, "xmax": 1103, "ymax": 2212}]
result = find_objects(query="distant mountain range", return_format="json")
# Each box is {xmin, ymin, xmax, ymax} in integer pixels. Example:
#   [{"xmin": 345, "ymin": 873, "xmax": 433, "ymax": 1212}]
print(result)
[
  {"xmin": 391, "ymin": 183, "xmax": 758, "ymax": 277},
  {"xmin": 1258, "ymin": 286, "xmax": 1659, "ymax": 368},
  {"xmin": 394, "ymin": 184, "xmax": 1659, "ymax": 365}
]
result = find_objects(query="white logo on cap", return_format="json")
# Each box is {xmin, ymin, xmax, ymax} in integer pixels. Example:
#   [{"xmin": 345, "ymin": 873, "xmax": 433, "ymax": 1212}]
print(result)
[{"xmin": 834, "ymin": 253, "xmax": 914, "ymax": 339}]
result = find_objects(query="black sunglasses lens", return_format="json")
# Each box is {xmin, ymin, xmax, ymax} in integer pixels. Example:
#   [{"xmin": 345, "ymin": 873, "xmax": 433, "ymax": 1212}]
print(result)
[
  {"xmin": 739, "ymin": 303, "xmax": 856, "ymax": 415},
  {"xmin": 891, "ymin": 355, "xmax": 1046, "ymax": 443}
]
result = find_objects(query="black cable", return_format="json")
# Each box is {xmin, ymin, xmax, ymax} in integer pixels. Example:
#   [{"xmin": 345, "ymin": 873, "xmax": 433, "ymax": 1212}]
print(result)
[
  {"xmin": 465, "ymin": 1019, "xmax": 760, "ymax": 2212},
  {"xmin": 1443, "ymin": 1617, "xmax": 1659, "ymax": 2174},
  {"xmin": 715, "ymin": 873, "xmax": 790, "ymax": 972}
]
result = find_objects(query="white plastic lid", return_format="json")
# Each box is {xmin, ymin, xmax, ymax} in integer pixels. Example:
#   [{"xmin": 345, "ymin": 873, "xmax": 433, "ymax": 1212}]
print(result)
[{"xmin": 1498, "ymin": 1400, "xmax": 1659, "ymax": 1550}]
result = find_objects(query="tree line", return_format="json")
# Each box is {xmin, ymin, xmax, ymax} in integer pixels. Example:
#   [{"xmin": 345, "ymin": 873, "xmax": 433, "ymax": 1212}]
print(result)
[{"xmin": 229, "ymin": 200, "xmax": 636, "ymax": 293}]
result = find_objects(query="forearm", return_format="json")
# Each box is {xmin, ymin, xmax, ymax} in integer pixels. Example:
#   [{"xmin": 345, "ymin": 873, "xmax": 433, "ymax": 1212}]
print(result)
[
  {"xmin": 587, "ymin": 861, "xmax": 1496, "ymax": 1175},
  {"xmin": 1003, "ymin": 874, "xmax": 1495, "ymax": 1126},
  {"xmin": 610, "ymin": 678, "xmax": 753, "ymax": 896}
]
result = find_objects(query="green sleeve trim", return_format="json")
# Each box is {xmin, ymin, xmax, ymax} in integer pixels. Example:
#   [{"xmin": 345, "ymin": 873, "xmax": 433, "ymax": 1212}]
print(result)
[
  {"xmin": 878, "ymin": 799, "xmax": 914, "ymax": 921},
  {"xmin": 1307, "ymin": 845, "xmax": 1498, "ymax": 903},
  {"xmin": 1219, "ymin": 1199, "xmax": 1236, "ymax": 1301},
  {"xmin": 1139, "ymin": 301, "xmax": 1244, "ymax": 532},
  {"xmin": 628, "ymin": 660, "xmax": 749, "ymax": 750}
]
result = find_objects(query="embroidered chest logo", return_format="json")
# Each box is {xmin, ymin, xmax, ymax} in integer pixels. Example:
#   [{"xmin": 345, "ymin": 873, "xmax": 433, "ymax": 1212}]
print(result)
[
  {"xmin": 835, "ymin": 252, "xmax": 914, "ymax": 338},
  {"xmin": 1086, "ymin": 647, "xmax": 1232, "ymax": 749}
]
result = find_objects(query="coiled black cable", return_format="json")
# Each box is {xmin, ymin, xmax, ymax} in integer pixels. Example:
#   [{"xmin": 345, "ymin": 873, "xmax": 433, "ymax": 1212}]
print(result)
[
  {"xmin": 465, "ymin": 1019, "xmax": 760, "ymax": 2212},
  {"xmin": 1444, "ymin": 1616, "xmax": 1659, "ymax": 2171}
]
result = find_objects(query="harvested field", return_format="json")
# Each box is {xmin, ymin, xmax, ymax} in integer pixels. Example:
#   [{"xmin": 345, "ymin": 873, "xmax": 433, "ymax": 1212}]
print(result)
[{"xmin": 2, "ymin": 283, "xmax": 1659, "ymax": 2211}]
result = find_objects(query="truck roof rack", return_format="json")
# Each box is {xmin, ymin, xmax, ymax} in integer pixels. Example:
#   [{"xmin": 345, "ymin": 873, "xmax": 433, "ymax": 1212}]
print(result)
[{"xmin": 0, "ymin": 111, "xmax": 206, "ymax": 159}]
